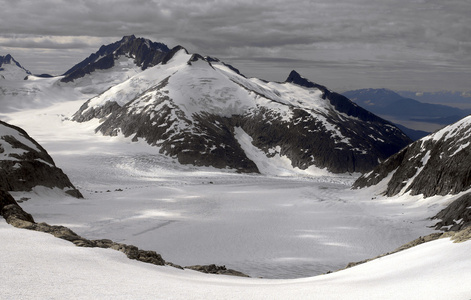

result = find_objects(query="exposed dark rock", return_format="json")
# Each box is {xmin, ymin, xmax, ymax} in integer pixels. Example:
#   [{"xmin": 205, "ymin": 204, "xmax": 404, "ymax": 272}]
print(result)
[
  {"xmin": 61, "ymin": 35, "xmax": 170, "ymax": 83},
  {"xmin": 161, "ymin": 45, "xmax": 188, "ymax": 64},
  {"xmin": 433, "ymin": 193, "xmax": 471, "ymax": 231},
  {"xmin": 73, "ymin": 100, "xmax": 122, "ymax": 123},
  {"xmin": 0, "ymin": 120, "xmax": 83, "ymax": 198},
  {"xmin": 237, "ymin": 102, "xmax": 410, "ymax": 173},
  {"xmin": 185, "ymin": 264, "xmax": 249, "ymax": 277},
  {"xmin": 0, "ymin": 54, "xmax": 31, "ymax": 75},
  {"xmin": 0, "ymin": 190, "xmax": 35, "ymax": 225},
  {"xmin": 92, "ymin": 79, "xmax": 259, "ymax": 173},
  {"xmin": 353, "ymin": 116, "xmax": 471, "ymax": 197}
]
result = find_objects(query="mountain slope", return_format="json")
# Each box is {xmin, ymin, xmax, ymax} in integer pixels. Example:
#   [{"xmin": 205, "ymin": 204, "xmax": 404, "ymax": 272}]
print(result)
[
  {"xmin": 73, "ymin": 44, "xmax": 411, "ymax": 174},
  {"xmin": 0, "ymin": 54, "xmax": 31, "ymax": 80},
  {"xmin": 61, "ymin": 35, "xmax": 170, "ymax": 84},
  {"xmin": 353, "ymin": 115, "xmax": 471, "ymax": 197},
  {"xmin": 0, "ymin": 120, "xmax": 82, "ymax": 197}
]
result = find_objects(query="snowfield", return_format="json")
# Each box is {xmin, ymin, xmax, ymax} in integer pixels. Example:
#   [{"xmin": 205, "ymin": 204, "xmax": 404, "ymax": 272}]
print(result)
[
  {"xmin": 1, "ymin": 219, "xmax": 470, "ymax": 299},
  {"xmin": 1, "ymin": 69, "xmax": 471, "ymax": 298}
]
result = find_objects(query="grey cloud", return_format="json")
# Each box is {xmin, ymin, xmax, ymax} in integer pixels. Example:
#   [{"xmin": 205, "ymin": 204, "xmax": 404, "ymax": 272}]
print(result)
[{"xmin": 0, "ymin": 0, "xmax": 470, "ymax": 91}]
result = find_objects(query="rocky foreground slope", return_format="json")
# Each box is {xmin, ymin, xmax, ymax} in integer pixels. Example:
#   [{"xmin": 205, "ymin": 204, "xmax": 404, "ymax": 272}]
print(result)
[
  {"xmin": 0, "ymin": 120, "xmax": 82, "ymax": 198},
  {"xmin": 0, "ymin": 189, "xmax": 247, "ymax": 277}
]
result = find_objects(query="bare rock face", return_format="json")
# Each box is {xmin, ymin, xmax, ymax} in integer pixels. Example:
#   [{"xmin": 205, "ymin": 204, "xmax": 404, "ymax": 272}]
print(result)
[
  {"xmin": 0, "ymin": 120, "xmax": 82, "ymax": 197},
  {"xmin": 433, "ymin": 193, "xmax": 471, "ymax": 231},
  {"xmin": 61, "ymin": 35, "xmax": 170, "ymax": 83},
  {"xmin": 353, "ymin": 115, "xmax": 471, "ymax": 197},
  {"xmin": 0, "ymin": 189, "xmax": 35, "ymax": 225},
  {"xmin": 185, "ymin": 264, "xmax": 249, "ymax": 277}
]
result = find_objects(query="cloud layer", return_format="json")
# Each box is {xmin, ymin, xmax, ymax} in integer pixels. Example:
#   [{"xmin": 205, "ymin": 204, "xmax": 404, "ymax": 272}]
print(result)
[{"xmin": 1, "ymin": 0, "xmax": 470, "ymax": 92}]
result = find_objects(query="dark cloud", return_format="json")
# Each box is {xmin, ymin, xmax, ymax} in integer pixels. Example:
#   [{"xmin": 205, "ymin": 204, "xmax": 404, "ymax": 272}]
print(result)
[{"xmin": 0, "ymin": 0, "xmax": 470, "ymax": 92}]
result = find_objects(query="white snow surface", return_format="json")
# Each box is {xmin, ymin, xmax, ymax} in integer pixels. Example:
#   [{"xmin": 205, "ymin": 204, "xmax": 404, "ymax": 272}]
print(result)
[
  {"xmin": 0, "ymin": 121, "xmax": 42, "ymax": 160},
  {"xmin": 0, "ymin": 59, "xmax": 29, "ymax": 81},
  {"xmin": 1, "ymin": 219, "xmax": 470, "ymax": 300},
  {"xmin": 1, "ymin": 60, "xmax": 471, "ymax": 298}
]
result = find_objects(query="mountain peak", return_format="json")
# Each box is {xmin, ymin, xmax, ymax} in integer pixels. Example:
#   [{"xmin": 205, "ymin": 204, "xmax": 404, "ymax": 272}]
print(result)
[
  {"xmin": 121, "ymin": 34, "xmax": 137, "ymax": 42},
  {"xmin": 285, "ymin": 70, "xmax": 325, "ymax": 90},
  {"xmin": 61, "ymin": 35, "xmax": 171, "ymax": 82},
  {"xmin": 0, "ymin": 54, "xmax": 31, "ymax": 79}
]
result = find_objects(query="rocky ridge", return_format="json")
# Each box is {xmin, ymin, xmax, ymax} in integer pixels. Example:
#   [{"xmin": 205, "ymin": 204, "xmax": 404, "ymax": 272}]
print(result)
[
  {"xmin": 61, "ymin": 35, "xmax": 170, "ymax": 83},
  {"xmin": 0, "ymin": 54, "xmax": 31, "ymax": 80},
  {"xmin": 0, "ymin": 120, "xmax": 82, "ymax": 198},
  {"xmin": 353, "ymin": 115, "xmax": 471, "ymax": 197},
  {"xmin": 432, "ymin": 193, "xmax": 471, "ymax": 231}
]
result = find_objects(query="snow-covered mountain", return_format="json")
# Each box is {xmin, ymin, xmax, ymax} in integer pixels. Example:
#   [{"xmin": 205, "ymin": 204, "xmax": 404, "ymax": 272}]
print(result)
[
  {"xmin": 0, "ymin": 54, "xmax": 31, "ymax": 80},
  {"xmin": 0, "ymin": 120, "xmax": 82, "ymax": 198},
  {"xmin": 59, "ymin": 35, "xmax": 170, "ymax": 94},
  {"xmin": 353, "ymin": 115, "xmax": 471, "ymax": 197},
  {"xmin": 73, "ymin": 44, "xmax": 411, "ymax": 174}
]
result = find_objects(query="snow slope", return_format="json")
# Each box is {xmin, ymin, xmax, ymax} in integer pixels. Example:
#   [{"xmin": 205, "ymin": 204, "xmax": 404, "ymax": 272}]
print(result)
[
  {"xmin": 2, "ymin": 98, "xmax": 461, "ymax": 279},
  {"xmin": 1, "ymin": 219, "xmax": 470, "ymax": 300},
  {"xmin": 1, "ymin": 37, "xmax": 469, "ymax": 298}
]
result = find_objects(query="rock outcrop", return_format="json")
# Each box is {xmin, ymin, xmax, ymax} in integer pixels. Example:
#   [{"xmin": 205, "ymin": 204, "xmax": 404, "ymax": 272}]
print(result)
[
  {"xmin": 353, "ymin": 115, "xmax": 471, "ymax": 197},
  {"xmin": 433, "ymin": 193, "xmax": 471, "ymax": 231},
  {"xmin": 185, "ymin": 264, "xmax": 249, "ymax": 277},
  {"xmin": 0, "ymin": 120, "xmax": 82, "ymax": 198}
]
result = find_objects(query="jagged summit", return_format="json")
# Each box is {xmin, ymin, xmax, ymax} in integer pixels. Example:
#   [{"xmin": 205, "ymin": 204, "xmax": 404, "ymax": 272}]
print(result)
[
  {"xmin": 61, "ymin": 35, "xmax": 171, "ymax": 83},
  {"xmin": 285, "ymin": 70, "xmax": 325, "ymax": 90},
  {"xmin": 0, "ymin": 54, "xmax": 31, "ymax": 80}
]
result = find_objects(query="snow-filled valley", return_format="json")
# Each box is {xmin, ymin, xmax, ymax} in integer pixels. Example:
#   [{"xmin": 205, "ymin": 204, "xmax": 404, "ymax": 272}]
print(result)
[
  {"xmin": 0, "ymin": 95, "xmax": 460, "ymax": 279},
  {"xmin": 1, "ymin": 45, "xmax": 470, "ymax": 299}
]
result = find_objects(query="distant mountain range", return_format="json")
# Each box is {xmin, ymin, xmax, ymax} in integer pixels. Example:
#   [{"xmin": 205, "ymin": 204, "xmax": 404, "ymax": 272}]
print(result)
[
  {"xmin": 398, "ymin": 90, "xmax": 471, "ymax": 109},
  {"xmin": 342, "ymin": 88, "xmax": 471, "ymax": 139}
]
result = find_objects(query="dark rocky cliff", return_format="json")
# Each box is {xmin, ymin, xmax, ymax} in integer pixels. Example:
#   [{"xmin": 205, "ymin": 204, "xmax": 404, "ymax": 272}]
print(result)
[
  {"xmin": 353, "ymin": 115, "xmax": 471, "ymax": 197},
  {"xmin": 0, "ymin": 120, "xmax": 82, "ymax": 198},
  {"xmin": 61, "ymin": 35, "xmax": 170, "ymax": 83}
]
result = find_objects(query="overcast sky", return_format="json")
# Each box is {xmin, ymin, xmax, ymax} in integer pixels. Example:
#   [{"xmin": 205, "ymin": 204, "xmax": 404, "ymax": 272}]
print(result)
[{"xmin": 0, "ymin": 0, "xmax": 470, "ymax": 92}]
